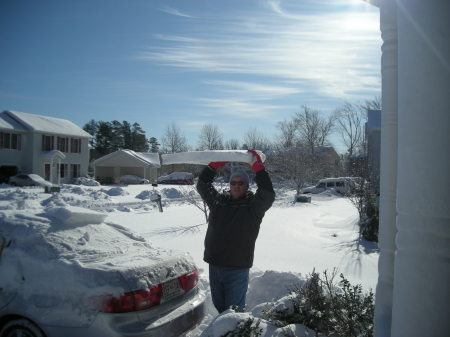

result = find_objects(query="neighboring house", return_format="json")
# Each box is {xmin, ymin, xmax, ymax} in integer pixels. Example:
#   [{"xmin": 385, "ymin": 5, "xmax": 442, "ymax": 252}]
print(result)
[
  {"xmin": 92, "ymin": 149, "xmax": 161, "ymax": 184},
  {"xmin": 0, "ymin": 110, "xmax": 91, "ymax": 184},
  {"xmin": 366, "ymin": 109, "xmax": 381, "ymax": 193}
]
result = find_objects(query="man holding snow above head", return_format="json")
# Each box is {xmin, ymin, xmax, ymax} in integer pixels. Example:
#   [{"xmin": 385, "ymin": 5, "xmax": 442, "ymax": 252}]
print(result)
[{"xmin": 196, "ymin": 149, "xmax": 275, "ymax": 313}]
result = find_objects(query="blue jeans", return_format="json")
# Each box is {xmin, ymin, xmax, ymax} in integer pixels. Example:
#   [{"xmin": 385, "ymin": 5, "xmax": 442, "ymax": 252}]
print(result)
[{"xmin": 209, "ymin": 264, "xmax": 250, "ymax": 313}]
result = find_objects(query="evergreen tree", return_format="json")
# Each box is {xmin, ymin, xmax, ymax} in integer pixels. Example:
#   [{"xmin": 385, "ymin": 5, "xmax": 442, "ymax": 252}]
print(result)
[
  {"xmin": 110, "ymin": 120, "xmax": 124, "ymax": 151},
  {"xmin": 95, "ymin": 121, "xmax": 114, "ymax": 155},
  {"xmin": 149, "ymin": 137, "xmax": 160, "ymax": 153},
  {"xmin": 83, "ymin": 119, "xmax": 98, "ymax": 148},
  {"xmin": 131, "ymin": 123, "xmax": 149, "ymax": 152},
  {"xmin": 120, "ymin": 121, "xmax": 132, "ymax": 149}
]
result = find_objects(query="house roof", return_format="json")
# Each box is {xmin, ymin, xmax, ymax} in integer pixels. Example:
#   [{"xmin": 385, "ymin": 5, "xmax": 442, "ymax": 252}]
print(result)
[
  {"xmin": 93, "ymin": 149, "xmax": 161, "ymax": 168},
  {"xmin": 0, "ymin": 112, "xmax": 28, "ymax": 132},
  {"xmin": 2, "ymin": 110, "xmax": 91, "ymax": 138}
]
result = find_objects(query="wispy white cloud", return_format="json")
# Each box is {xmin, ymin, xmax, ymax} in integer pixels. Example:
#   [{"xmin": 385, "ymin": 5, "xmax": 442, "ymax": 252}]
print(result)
[
  {"xmin": 204, "ymin": 80, "xmax": 301, "ymax": 99},
  {"xmin": 159, "ymin": 6, "xmax": 197, "ymax": 19},
  {"xmin": 142, "ymin": 9, "xmax": 380, "ymax": 93},
  {"xmin": 196, "ymin": 97, "xmax": 288, "ymax": 119},
  {"xmin": 141, "ymin": 1, "xmax": 380, "ymax": 121}
]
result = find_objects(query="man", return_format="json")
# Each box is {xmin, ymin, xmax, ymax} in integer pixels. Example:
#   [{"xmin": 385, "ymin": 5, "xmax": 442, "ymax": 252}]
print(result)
[{"xmin": 196, "ymin": 149, "xmax": 275, "ymax": 313}]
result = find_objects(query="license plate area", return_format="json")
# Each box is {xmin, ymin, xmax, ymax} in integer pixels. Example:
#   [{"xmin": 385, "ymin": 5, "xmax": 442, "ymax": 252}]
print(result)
[{"xmin": 162, "ymin": 278, "xmax": 184, "ymax": 302}]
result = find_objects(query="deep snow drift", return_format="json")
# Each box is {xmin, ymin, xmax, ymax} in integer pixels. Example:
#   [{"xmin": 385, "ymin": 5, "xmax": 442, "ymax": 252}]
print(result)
[{"xmin": 0, "ymin": 181, "xmax": 379, "ymax": 336}]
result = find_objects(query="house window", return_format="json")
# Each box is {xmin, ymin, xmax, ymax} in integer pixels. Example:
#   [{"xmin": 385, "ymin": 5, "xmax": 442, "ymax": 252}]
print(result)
[
  {"xmin": 42, "ymin": 135, "xmax": 54, "ymax": 151},
  {"xmin": 57, "ymin": 137, "xmax": 69, "ymax": 152},
  {"xmin": 70, "ymin": 138, "xmax": 81, "ymax": 153},
  {"xmin": 71, "ymin": 164, "xmax": 80, "ymax": 178},
  {"xmin": 59, "ymin": 164, "xmax": 69, "ymax": 178},
  {"xmin": 0, "ymin": 132, "xmax": 22, "ymax": 150}
]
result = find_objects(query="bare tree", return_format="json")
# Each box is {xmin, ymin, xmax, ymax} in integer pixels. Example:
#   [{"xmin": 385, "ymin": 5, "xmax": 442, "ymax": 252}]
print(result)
[
  {"xmin": 179, "ymin": 186, "xmax": 209, "ymax": 223},
  {"xmin": 243, "ymin": 128, "xmax": 271, "ymax": 150},
  {"xmin": 294, "ymin": 105, "xmax": 334, "ymax": 154},
  {"xmin": 269, "ymin": 147, "xmax": 316, "ymax": 193},
  {"xmin": 151, "ymin": 186, "xmax": 208, "ymax": 236},
  {"xmin": 224, "ymin": 139, "xmax": 240, "ymax": 150},
  {"xmin": 360, "ymin": 96, "xmax": 381, "ymax": 111},
  {"xmin": 275, "ymin": 119, "xmax": 298, "ymax": 148},
  {"xmin": 161, "ymin": 123, "xmax": 189, "ymax": 153},
  {"xmin": 198, "ymin": 123, "xmax": 223, "ymax": 150},
  {"xmin": 333, "ymin": 102, "xmax": 366, "ymax": 157}
]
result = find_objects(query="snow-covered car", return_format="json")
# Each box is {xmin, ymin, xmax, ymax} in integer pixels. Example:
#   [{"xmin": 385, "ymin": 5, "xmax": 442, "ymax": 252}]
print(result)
[
  {"xmin": 0, "ymin": 205, "xmax": 205, "ymax": 337},
  {"xmin": 119, "ymin": 175, "xmax": 150, "ymax": 184},
  {"xmin": 300, "ymin": 177, "xmax": 355, "ymax": 195},
  {"xmin": 8, "ymin": 174, "xmax": 53, "ymax": 188},
  {"xmin": 157, "ymin": 172, "xmax": 194, "ymax": 185}
]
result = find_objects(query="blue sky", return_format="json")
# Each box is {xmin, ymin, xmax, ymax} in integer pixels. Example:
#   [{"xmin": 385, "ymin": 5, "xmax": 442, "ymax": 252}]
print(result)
[{"xmin": 0, "ymin": 0, "xmax": 380, "ymax": 152}]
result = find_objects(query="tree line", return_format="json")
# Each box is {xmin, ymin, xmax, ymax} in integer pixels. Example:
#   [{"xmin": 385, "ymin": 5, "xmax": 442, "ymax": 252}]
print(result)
[
  {"xmin": 83, "ymin": 119, "xmax": 160, "ymax": 158},
  {"xmin": 83, "ymin": 98, "xmax": 380, "ymax": 160}
]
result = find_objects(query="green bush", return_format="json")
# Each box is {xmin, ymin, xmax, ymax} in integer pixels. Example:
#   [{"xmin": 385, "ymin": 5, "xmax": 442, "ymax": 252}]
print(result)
[
  {"xmin": 262, "ymin": 270, "xmax": 374, "ymax": 337},
  {"xmin": 360, "ymin": 193, "xmax": 379, "ymax": 242}
]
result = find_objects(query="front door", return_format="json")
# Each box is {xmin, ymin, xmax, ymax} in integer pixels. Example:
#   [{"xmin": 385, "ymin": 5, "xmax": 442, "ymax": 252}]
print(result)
[{"xmin": 44, "ymin": 164, "xmax": 51, "ymax": 181}]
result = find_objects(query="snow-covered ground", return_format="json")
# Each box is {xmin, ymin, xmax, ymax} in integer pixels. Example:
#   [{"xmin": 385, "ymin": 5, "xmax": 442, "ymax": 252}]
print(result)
[{"xmin": 0, "ymin": 181, "xmax": 379, "ymax": 336}]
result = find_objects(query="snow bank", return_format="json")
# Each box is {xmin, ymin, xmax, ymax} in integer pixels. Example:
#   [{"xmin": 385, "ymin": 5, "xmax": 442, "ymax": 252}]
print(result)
[
  {"xmin": 162, "ymin": 188, "xmax": 183, "ymax": 199},
  {"xmin": 102, "ymin": 186, "xmax": 129, "ymax": 196},
  {"xmin": 247, "ymin": 270, "xmax": 305, "ymax": 310}
]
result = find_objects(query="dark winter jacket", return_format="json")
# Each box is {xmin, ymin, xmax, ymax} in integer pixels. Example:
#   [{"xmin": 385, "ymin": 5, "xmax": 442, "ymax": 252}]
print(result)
[{"xmin": 197, "ymin": 166, "xmax": 275, "ymax": 268}]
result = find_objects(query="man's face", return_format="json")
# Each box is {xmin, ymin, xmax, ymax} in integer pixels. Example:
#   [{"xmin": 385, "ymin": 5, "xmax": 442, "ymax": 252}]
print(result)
[{"xmin": 230, "ymin": 177, "xmax": 248, "ymax": 200}]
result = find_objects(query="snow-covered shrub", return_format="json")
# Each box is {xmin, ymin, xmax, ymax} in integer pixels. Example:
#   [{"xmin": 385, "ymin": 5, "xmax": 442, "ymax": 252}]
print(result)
[
  {"xmin": 72, "ymin": 177, "xmax": 100, "ymax": 186},
  {"xmin": 262, "ymin": 270, "xmax": 374, "ymax": 337},
  {"xmin": 221, "ymin": 317, "xmax": 263, "ymax": 337},
  {"xmin": 345, "ymin": 179, "xmax": 379, "ymax": 242}
]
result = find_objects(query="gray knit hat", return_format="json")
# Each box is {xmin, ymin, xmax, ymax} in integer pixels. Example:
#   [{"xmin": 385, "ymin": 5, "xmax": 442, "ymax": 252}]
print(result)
[{"xmin": 229, "ymin": 167, "xmax": 250, "ymax": 184}]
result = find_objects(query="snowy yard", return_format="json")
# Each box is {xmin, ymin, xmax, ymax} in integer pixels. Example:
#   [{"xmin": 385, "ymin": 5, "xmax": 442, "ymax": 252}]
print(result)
[{"xmin": 0, "ymin": 182, "xmax": 379, "ymax": 336}]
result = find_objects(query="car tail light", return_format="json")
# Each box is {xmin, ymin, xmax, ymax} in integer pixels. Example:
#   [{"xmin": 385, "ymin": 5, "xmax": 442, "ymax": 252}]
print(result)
[
  {"xmin": 178, "ymin": 269, "xmax": 199, "ymax": 292},
  {"xmin": 101, "ymin": 284, "xmax": 162, "ymax": 313}
]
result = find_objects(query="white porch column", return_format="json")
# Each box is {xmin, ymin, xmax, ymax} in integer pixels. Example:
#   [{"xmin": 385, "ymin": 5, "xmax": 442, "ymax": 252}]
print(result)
[
  {"xmin": 391, "ymin": 0, "xmax": 450, "ymax": 336},
  {"xmin": 57, "ymin": 159, "xmax": 61, "ymax": 185},
  {"xmin": 50, "ymin": 159, "xmax": 54, "ymax": 184},
  {"xmin": 374, "ymin": 0, "xmax": 398, "ymax": 335}
]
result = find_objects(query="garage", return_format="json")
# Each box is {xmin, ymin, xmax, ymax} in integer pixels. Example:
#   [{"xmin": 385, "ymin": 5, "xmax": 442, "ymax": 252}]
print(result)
[{"xmin": 92, "ymin": 149, "xmax": 161, "ymax": 184}]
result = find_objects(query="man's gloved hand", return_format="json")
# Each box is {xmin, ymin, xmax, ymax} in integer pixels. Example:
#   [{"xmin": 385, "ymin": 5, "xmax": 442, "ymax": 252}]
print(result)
[
  {"xmin": 208, "ymin": 161, "xmax": 229, "ymax": 170},
  {"xmin": 248, "ymin": 149, "xmax": 265, "ymax": 172}
]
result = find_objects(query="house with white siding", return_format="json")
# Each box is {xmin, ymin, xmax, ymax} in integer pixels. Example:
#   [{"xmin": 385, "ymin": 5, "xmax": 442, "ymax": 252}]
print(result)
[{"xmin": 0, "ymin": 110, "xmax": 91, "ymax": 184}]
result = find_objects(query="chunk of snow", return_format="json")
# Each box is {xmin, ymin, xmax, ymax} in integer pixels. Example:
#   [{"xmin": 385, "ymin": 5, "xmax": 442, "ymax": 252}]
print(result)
[{"xmin": 45, "ymin": 206, "xmax": 107, "ymax": 227}]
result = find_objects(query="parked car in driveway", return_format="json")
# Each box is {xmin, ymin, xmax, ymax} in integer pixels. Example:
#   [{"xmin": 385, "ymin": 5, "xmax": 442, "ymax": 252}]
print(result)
[
  {"xmin": 300, "ymin": 177, "xmax": 356, "ymax": 195},
  {"xmin": 119, "ymin": 175, "xmax": 150, "ymax": 184},
  {"xmin": 157, "ymin": 172, "xmax": 194, "ymax": 185},
  {"xmin": 0, "ymin": 205, "xmax": 205, "ymax": 337},
  {"xmin": 8, "ymin": 174, "xmax": 52, "ymax": 188}
]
